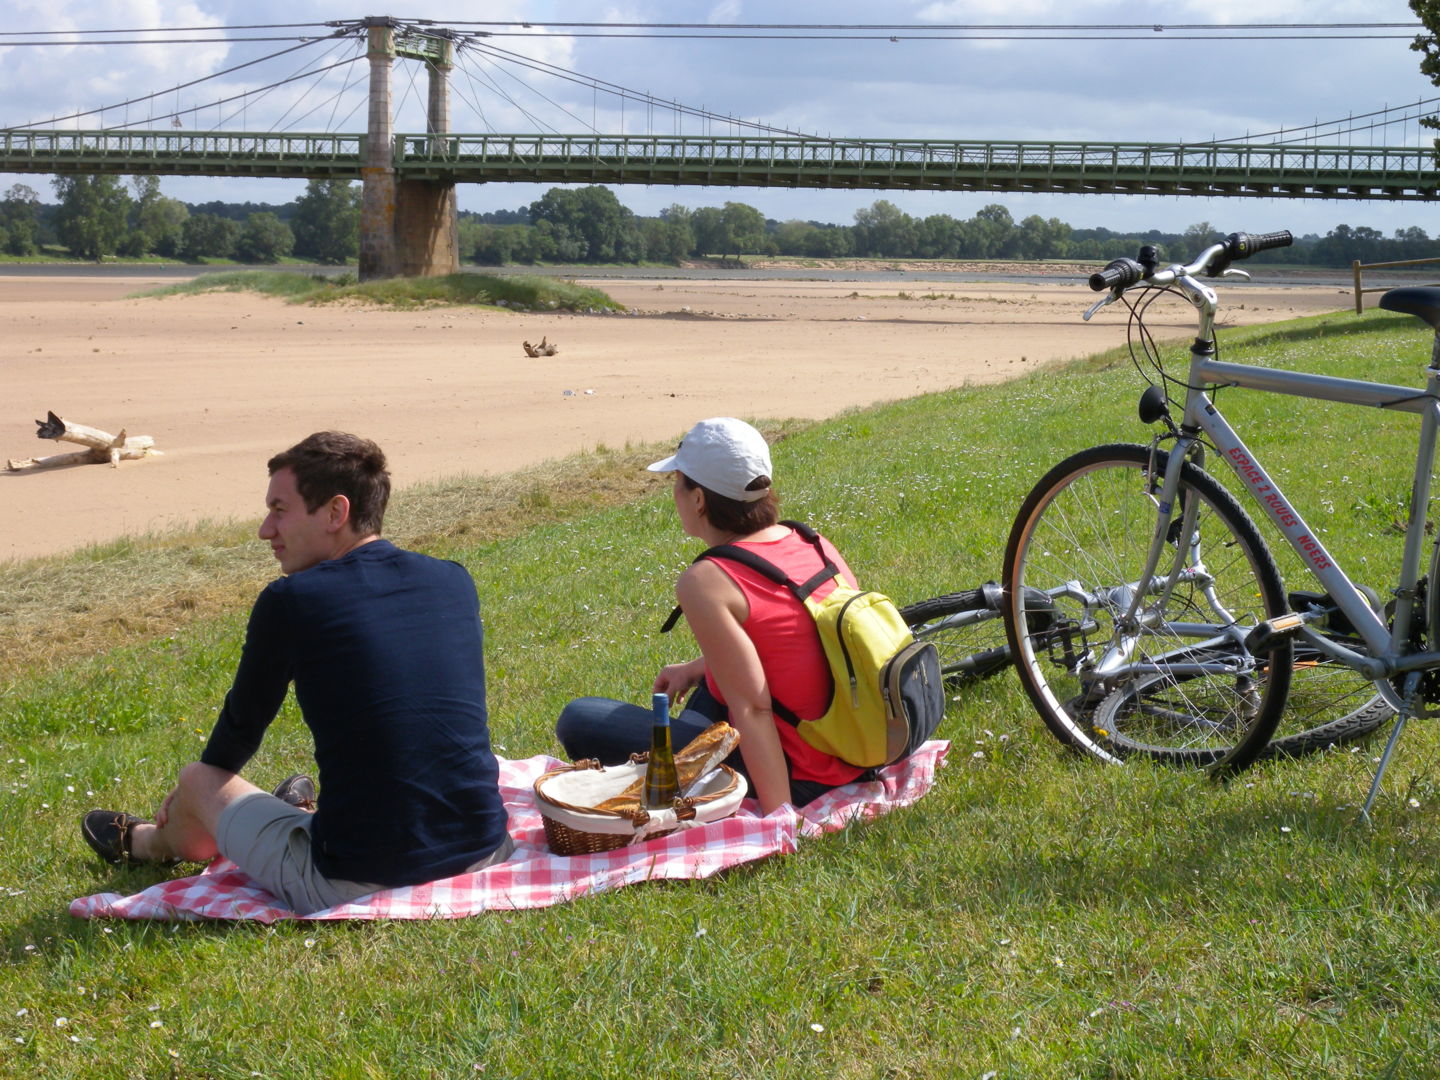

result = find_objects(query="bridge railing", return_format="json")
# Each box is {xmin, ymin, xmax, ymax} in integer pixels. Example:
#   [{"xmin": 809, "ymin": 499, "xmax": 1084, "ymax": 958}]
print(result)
[
  {"xmin": 0, "ymin": 129, "xmax": 364, "ymax": 173},
  {"xmin": 1, "ymin": 128, "xmax": 1435, "ymax": 196},
  {"xmin": 394, "ymin": 133, "xmax": 1435, "ymax": 179},
  {"xmin": 4, "ymin": 129, "xmax": 1432, "ymax": 179}
]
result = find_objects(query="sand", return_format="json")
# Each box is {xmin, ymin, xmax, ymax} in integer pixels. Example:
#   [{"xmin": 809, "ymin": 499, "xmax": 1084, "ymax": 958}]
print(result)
[{"xmin": 0, "ymin": 270, "xmax": 1353, "ymax": 564}]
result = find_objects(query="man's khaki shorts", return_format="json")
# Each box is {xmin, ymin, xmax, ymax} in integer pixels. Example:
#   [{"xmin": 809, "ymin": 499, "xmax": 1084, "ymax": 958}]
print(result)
[
  {"xmin": 216, "ymin": 792, "xmax": 516, "ymax": 916},
  {"xmin": 216, "ymin": 792, "xmax": 384, "ymax": 915}
]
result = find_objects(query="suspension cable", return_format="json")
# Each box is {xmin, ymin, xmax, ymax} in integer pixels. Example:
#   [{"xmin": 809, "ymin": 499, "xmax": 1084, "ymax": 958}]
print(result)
[{"xmin": 3, "ymin": 36, "xmax": 340, "ymax": 131}]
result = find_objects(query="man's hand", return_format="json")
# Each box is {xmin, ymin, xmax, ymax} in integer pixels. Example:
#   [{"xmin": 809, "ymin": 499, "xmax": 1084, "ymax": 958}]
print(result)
[
  {"xmin": 154, "ymin": 784, "xmax": 182, "ymax": 828},
  {"xmin": 653, "ymin": 658, "xmax": 706, "ymax": 705}
]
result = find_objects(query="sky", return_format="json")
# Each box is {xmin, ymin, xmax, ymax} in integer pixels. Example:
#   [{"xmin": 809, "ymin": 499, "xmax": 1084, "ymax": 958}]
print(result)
[{"xmin": 2, "ymin": 0, "xmax": 1438, "ymax": 238}]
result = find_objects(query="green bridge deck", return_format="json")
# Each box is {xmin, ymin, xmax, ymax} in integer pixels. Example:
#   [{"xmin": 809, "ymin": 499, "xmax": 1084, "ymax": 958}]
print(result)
[{"xmin": 2, "ymin": 129, "xmax": 1437, "ymax": 200}]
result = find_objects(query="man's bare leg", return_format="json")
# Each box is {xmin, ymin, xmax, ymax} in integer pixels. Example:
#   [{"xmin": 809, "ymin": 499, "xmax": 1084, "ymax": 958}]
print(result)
[{"xmin": 128, "ymin": 762, "xmax": 265, "ymax": 863}]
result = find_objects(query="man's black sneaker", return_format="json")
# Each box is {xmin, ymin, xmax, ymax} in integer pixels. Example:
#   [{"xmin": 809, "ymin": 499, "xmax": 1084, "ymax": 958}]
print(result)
[{"xmin": 80, "ymin": 810, "xmax": 149, "ymax": 865}]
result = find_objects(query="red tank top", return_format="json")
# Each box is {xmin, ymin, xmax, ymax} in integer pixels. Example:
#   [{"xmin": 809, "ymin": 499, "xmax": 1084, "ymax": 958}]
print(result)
[{"xmin": 702, "ymin": 527, "xmax": 865, "ymax": 786}]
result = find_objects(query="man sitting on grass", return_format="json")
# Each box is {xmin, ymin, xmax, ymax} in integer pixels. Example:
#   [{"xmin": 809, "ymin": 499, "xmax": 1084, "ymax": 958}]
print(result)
[{"xmin": 80, "ymin": 431, "xmax": 513, "ymax": 914}]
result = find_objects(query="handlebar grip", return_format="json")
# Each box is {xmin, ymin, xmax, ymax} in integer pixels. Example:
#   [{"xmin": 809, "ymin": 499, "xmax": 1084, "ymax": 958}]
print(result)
[
  {"xmin": 1088, "ymin": 257, "xmax": 1145, "ymax": 292},
  {"xmin": 1226, "ymin": 230, "xmax": 1292, "ymax": 259}
]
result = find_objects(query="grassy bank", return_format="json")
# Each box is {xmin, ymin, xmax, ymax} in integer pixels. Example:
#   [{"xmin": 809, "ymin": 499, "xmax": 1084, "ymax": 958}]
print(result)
[
  {"xmin": 141, "ymin": 270, "xmax": 626, "ymax": 311},
  {"xmin": 6, "ymin": 302, "xmax": 1440, "ymax": 1077}
]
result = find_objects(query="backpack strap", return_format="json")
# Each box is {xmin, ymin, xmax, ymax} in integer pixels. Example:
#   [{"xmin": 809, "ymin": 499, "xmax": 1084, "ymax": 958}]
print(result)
[
  {"xmin": 659, "ymin": 521, "xmax": 837, "ymax": 632},
  {"xmin": 658, "ymin": 522, "xmax": 840, "ymax": 731}
]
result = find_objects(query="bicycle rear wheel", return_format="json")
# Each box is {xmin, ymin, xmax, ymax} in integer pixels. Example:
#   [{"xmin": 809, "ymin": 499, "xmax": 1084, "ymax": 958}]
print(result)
[
  {"xmin": 900, "ymin": 589, "xmax": 1010, "ymax": 685},
  {"xmin": 902, "ymin": 585, "xmax": 1063, "ymax": 686},
  {"xmin": 1002, "ymin": 443, "xmax": 1291, "ymax": 773},
  {"xmin": 1263, "ymin": 636, "xmax": 1392, "ymax": 758}
]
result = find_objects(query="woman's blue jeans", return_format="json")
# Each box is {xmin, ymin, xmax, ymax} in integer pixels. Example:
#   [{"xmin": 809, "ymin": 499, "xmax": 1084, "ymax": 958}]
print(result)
[{"xmin": 554, "ymin": 684, "xmax": 847, "ymax": 807}]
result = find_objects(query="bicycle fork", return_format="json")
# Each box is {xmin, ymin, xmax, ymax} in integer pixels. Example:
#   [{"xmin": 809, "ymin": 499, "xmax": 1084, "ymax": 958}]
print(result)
[{"xmin": 1091, "ymin": 436, "xmax": 1249, "ymax": 684}]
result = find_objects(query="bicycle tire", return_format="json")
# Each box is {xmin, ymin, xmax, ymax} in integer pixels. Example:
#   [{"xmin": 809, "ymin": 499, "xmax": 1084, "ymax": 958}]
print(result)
[
  {"xmin": 1261, "ymin": 640, "xmax": 1393, "ymax": 758},
  {"xmin": 900, "ymin": 589, "xmax": 1011, "ymax": 685},
  {"xmin": 1002, "ymin": 443, "xmax": 1291, "ymax": 773},
  {"xmin": 901, "ymin": 585, "xmax": 1064, "ymax": 685}
]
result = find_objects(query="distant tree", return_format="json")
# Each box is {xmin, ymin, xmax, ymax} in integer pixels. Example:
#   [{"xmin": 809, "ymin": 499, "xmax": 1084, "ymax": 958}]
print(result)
[
  {"xmin": 532, "ymin": 218, "xmax": 584, "ymax": 261},
  {"xmin": 1181, "ymin": 221, "xmax": 1220, "ymax": 251},
  {"xmin": 127, "ymin": 176, "xmax": 188, "ymax": 257},
  {"xmin": 457, "ymin": 218, "xmax": 486, "ymax": 262},
  {"xmin": 689, "ymin": 206, "xmax": 724, "ymax": 257},
  {"xmin": 52, "ymin": 175, "xmax": 132, "ymax": 260},
  {"xmin": 234, "ymin": 212, "xmax": 294, "ymax": 263},
  {"xmin": 0, "ymin": 183, "xmax": 42, "ymax": 256},
  {"xmin": 963, "ymin": 204, "xmax": 1014, "ymax": 259},
  {"xmin": 852, "ymin": 200, "xmax": 917, "ymax": 257},
  {"xmin": 180, "ymin": 213, "xmax": 240, "ymax": 260},
  {"xmin": 915, "ymin": 213, "xmax": 962, "ymax": 259},
  {"xmin": 290, "ymin": 179, "xmax": 361, "ymax": 264},
  {"xmin": 773, "ymin": 219, "xmax": 820, "ymax": 256},
  {"xmin": 639, "ymin": 217, "xmax": 691, "ymax": 263},
  {"xmin": 468, "ymin": 223, "xmax": 521, "ymax": 265},
  {"xmin": 810, "ymin": 225, "xmax": 852, "ymax": 257},
  {"xmin": 716, "ymin": 201, "xmax": 766, "ymax": 261},
  {"xmin": 528, "ymin": 185, "xmax": 642, "ymax": 262},
  {"xmin": 1010, "ymin": 214, "xmax": 1072, "ymax": 259},
  {"xmin": 1393, "ymin": 224, "xmax": 1433, "ymax": 261},
  {"xmin": 1412, "ymin": 1, "xmax": 1440, "ymax": 155},
  {"xmin": 460, "ymin": 206, "xmax": 530, "ymax": 226}
]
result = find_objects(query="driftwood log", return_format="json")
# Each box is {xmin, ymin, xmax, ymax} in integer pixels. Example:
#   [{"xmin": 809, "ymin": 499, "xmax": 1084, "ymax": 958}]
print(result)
[
  {"xmin": 522, "ymin": 336, "xmax": 559, "ymax": 357},
  {"xmin": 6, "ymin": 411, "xmax": 162, "ymax": 472}
]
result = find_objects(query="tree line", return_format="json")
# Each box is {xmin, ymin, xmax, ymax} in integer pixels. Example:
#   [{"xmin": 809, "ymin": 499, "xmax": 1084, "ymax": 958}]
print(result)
[
  {"xmin": 466, "ymin": 188, "xmax": 1440, "ymax": 269},
  {"xmin": 2, "ymin": 174, "xmax": 1436, "ymax": 270},
  {"xmin": 0, "ymin": 176, "xmax": 361, "ymax": 264}
]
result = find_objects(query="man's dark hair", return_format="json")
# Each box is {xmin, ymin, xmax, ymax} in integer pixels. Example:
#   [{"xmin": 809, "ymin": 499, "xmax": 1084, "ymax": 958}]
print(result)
[
  {"xmin": 680, "ymin": 472, "xmax": 778, "ymax": 535},
  {"xmin": 268, "ymin": 431, "xmax": 391, "ymax": 536}
]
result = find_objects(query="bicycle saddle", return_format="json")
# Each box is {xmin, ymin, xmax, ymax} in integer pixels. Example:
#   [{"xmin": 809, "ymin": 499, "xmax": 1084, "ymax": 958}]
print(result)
[{"xmin": 1379, "ymin": 287, "xmax": 1440, "ymax": 330}]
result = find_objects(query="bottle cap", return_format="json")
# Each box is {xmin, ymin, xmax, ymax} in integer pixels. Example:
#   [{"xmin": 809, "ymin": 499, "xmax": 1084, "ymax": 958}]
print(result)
[{"xmin": 652, "ymin": 692, "xmax": 671, "ymax": 724}]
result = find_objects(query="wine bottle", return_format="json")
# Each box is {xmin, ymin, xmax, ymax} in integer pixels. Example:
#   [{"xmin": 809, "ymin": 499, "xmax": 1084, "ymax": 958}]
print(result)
[{"xmin": 643, "ymin": 692, "xmax": 679, "ymax": 809}]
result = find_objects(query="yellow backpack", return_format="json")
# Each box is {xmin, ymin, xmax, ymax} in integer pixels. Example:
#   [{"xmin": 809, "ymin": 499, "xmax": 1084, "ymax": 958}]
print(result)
[{"xmin": 662, "ymin": 522, "xmax": 944, "ymax": 767}]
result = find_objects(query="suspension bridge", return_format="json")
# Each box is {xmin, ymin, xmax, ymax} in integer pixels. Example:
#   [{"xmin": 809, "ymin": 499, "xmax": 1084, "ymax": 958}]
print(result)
[
  {"xmin": 3, "ymin": 16, "xmax": 1437, "ymax": 279},
  {"xmin": 3, "ymin": 131, "xmax": 1434, "ymax": 202}
]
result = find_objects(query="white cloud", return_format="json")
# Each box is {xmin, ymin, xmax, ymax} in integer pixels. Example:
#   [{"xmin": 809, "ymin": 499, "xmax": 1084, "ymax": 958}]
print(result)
[{"xmin": 707, "ymin": 1, "xmax": 743, "ymax": 24}]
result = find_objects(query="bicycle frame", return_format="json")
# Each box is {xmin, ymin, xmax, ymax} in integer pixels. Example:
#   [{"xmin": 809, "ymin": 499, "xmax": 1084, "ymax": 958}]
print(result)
[{"xmin": 1140, "ymin": 273, "xmax": 1440, "ymax": 716}]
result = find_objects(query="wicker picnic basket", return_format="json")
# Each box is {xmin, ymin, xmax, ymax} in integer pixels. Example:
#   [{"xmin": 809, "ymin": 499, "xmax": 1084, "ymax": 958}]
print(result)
[{"xmin": 533, "ymin": 757, "xmax": 748, "ymax": 856}]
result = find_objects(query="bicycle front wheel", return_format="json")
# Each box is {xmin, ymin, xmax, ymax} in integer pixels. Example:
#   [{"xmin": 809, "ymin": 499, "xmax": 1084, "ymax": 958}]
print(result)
[{"xmin": 1002, "ymin": 443, "xmax": 1292, "ymax": 773}]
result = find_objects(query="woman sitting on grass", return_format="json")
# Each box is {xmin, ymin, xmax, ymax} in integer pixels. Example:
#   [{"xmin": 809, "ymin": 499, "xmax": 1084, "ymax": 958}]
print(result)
[{"xmin": 555, "ymin": 417, "xmax": 869, "ymax": 815}]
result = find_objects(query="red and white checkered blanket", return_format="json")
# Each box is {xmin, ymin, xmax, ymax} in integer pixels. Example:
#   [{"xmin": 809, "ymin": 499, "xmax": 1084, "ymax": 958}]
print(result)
[{"xmin": 69, "ymin": 741, "xmax": 948, "ymax": 922}]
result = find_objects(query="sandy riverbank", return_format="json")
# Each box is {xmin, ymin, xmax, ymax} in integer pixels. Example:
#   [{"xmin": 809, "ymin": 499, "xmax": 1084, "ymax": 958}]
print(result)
[{"xmin": 0, "ymin": 271, "xmax": 1353, "ymax": 564}]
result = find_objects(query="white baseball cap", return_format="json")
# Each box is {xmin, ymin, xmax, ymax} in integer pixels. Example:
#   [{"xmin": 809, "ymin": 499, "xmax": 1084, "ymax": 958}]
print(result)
[{"xmin": 647, "ymin": 417, "xmax": 773, "ymax": 502}]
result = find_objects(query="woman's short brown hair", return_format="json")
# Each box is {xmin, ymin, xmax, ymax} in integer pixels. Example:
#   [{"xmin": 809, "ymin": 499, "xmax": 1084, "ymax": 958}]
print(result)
[
  {"xmin": 680, "ymin": 472, "xmax": 779, "ymax": 535},
  {"xmin": 267, "ymin": 431, "xmax": 391, "ymax": 536}
]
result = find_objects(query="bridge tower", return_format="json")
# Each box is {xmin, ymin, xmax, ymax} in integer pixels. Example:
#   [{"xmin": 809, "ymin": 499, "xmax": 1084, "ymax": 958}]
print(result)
[{"xmin": 359, "ymin": 18, "xmax": 459, "ymax": 281}]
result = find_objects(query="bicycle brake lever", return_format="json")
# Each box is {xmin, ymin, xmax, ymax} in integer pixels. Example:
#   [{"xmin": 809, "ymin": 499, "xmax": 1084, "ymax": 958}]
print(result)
[
  {"xmin": 1083, "ymin": 292, "xmax": 1119, "ymax": 321},
  {"xmin": 1218, "ymin": 267, "xmax": 1251, "ymax": 281}
]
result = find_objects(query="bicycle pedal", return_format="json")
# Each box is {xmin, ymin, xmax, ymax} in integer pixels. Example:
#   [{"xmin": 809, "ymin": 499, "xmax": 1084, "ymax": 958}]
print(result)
[{"xmin": 1244, "ymin": 613, "xmax": 1305, "ymax": 654}]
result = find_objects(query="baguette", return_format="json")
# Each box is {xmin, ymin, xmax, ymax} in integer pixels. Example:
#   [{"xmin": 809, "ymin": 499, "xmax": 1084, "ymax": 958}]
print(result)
[{"xmin": 594, "ymin": 721, "xmax": 740, "ymax": 814}]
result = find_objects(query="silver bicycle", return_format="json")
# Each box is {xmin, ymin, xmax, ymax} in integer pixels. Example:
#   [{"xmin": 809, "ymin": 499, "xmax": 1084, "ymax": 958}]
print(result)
[{"xmin": 1001, "ymin": 231, "xmax": 1438, "ymax": 812}]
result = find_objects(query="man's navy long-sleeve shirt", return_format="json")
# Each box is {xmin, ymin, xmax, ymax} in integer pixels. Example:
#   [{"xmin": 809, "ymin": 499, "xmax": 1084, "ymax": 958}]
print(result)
[{"xmin": 200, "ymin": 539, "xmax": 509, "ymax": 886}]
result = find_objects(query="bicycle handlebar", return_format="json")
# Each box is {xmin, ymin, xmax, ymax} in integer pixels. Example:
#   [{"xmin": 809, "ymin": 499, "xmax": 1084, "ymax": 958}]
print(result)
[
  {"xmin": 1086, "ymin": 230, "xmax": 1293, "ymax": 292},
  {"xmin": 1088, "ymin": 257, "xmax": 1145, "ymax": 292}
]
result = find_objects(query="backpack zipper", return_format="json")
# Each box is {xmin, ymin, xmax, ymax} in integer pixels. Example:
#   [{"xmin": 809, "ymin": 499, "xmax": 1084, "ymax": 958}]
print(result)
[{"xmin": 836, "ymin": 591, "xmax": 871, "ymax": 708}]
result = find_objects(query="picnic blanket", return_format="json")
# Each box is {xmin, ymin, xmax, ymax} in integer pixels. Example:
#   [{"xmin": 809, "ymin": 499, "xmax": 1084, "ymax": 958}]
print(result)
[{"xmin": 70, "ymin": 741, "xmax": 948, "ymax": 922}]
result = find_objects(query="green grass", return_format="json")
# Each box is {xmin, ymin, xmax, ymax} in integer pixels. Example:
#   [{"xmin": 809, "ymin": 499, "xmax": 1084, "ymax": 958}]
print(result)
[
  {"xmin": 9, "ymin": 301, "xmax": 1440, "ymax": 1077},
  {"xmin": 140, "ymin": 270, "xmax": 626, "ymax": 311}
]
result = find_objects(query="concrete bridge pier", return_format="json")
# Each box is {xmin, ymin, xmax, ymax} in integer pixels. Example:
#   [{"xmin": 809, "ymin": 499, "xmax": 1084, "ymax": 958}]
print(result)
[{"xmin": 360, "ymin": 20, "xmax": 459, "ymax": 281}]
